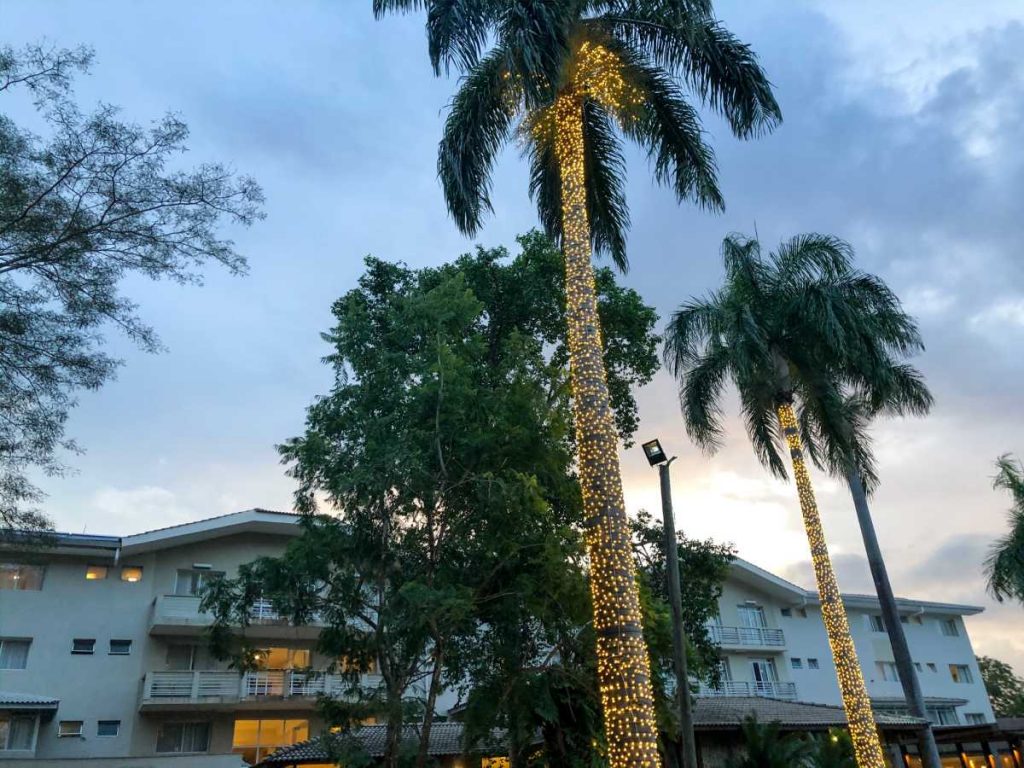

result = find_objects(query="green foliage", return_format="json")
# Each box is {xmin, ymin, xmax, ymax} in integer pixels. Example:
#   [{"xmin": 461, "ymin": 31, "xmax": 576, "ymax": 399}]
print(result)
[
  {"xmin": 0, "ymin": 43, "xmax": 263, "ymax": 535},
  {"xmin": 805, "ymin": 730, "xmax": 855, "ymax": 768},
  {"xmin": 378, "ymin": 1, "xmax": 781, "ymax": 270},
  {"xmin": 977, "ymin": 655, "xmax": 1024, "ymax": 716},
  {"xmin": 664, "ymin": 233, "xmax": 931, "ymax": 491},
  {"xmin": 203, "ymin": 232, "xmax": 659, "ymax": 766},
  {"xmin": 985, "ymin": 455, "xmax": 1024, "ymax": 604},
  {"xmin": 727, "ymin": 715, "xmax": 811, "ymax": 768}
]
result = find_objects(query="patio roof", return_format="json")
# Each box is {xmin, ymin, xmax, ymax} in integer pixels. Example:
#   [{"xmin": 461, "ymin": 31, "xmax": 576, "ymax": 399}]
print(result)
[{"xmin": 692, "ymin": 696, "xmax": 926, "ymax": 730}]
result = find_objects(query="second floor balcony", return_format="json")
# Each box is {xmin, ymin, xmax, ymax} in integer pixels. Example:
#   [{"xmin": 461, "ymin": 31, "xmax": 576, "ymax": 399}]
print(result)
[
  {"xmin": 140, "ymin": 669, "xmax": 380, "ymax": 711},
  {"xmin": 697, "ymin": 680, "xmax": 798, "ymax": 700},
  {"xmin": 707, "ymin": 624, "xmax": 786, "ymax": 650},
  {"xmin": 149, "ymin": 595, "xmax": 320, "ymax": 639}
]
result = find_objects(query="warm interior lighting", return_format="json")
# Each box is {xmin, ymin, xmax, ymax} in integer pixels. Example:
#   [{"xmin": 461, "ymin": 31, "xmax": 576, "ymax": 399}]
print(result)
[
  {"xmin": 777, "ymin": 402, "xmax": 886, "ymax": 768},
  {"xmin": 86, "ymin": 565, "xmax": 107, "ymax": 580},
  {"xmin": 120, "ymin": 566, "xmax": 143, "ymax": 583},
  {"xmin": 550, "ymin": 40, "xmax": 661, "ymax": 768}
]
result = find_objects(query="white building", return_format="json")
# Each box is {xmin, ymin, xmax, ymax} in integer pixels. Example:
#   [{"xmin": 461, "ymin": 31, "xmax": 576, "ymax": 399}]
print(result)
[{"xmin": 0, "ymin": 510, "xmax": 996, "ymax": 766}]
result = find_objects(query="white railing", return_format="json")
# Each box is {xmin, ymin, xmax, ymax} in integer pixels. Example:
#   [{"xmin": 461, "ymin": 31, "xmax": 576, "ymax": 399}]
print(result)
[
  {"xmin": 150, "ymin": 595, "xmax": 312, "ymax": 628},
  {"xmin": 142, "ymin": 670, "xmax": 378, "ymax": 704},
  {"xmin": 707, "ymin": 625, "xmax": 785, "ymax": 648},
  {"xmin": 697, "ymin": 680, "xmax": 798, "ymax": 700}
]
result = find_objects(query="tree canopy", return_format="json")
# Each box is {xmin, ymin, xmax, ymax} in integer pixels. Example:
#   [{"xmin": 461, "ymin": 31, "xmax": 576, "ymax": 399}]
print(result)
[
  {"xmin": 977, "ymin": 656, "xmax": 1024, "ymax": 717},
  {"xmin": 0, "ymin": 43, "xmax": 263, "ymax": 535},
  {"xmin": 986, "ymin": 454, "xmax": 1024, "ymax": 604}
]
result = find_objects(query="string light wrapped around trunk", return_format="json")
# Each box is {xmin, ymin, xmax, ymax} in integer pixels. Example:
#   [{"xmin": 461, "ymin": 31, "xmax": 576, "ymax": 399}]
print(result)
[
  {"xmin": 777, "ymin": 401, "xmax": 886, "ymax": 768},
  {"xmin": 548, "ymin": 42, "xmax": 662, "ymax": 768}
]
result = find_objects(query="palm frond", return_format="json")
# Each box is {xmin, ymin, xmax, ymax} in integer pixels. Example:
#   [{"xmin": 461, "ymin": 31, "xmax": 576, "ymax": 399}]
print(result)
[
  {"xmin": 615, "ymin": 47, "xmax": 723, "ymax": 211},
  {"xmin": 740, "ymin": 382, "xmax": 787, "ymax": 479},
  {"xmin": 678, "ymin": 340, "xmax": 730, "ymax": 452},
  {"xmin": 771, "ymin": 233, "xmax": 853, "ymax": 284},
  {"xmin": 663, "ymin": 296, "xmax": 720, "ymax": 373},
  {"xmin": 426, "ymin": 0, "xmax": 500, "ymax": 74},
  {"xmin": 438, "ymin": 46, "xmax": 517, "ymax": 235},
  {"xmin": 985, "ymin": 460, "xmax": 1024, "ymax": 602},
  {"xmin": 596, "ymin": 7, "xmax": 781, "ymax": 137}
]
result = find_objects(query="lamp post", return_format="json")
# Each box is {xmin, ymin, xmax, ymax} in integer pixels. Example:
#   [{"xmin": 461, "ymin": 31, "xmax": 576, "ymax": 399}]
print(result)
[{"xmin": 642, "ymin": 439, "xmax": 698, "ymax": 768}]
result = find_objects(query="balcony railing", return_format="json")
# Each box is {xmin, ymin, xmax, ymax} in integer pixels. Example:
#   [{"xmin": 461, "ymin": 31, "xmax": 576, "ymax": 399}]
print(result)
[
  {"xmin": 697, "ymin": 680, "xmax": 798, "ymax": 700},
  {"xmin": 149, "ymin": 595, "xmax": 321, "ymax": 634},
  {"xmin": 141, "ymin": 670, "xmax": 378, "ymax": 705},
  {"xmin": 707, "ymin": 625, "xmax": 785, "ymax": 648}
]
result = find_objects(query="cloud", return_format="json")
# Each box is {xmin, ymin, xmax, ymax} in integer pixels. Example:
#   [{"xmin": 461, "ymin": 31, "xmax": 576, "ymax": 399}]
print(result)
[
  {"xmin": 781, "ymin": 553, "xmax": 877, "ymax": 594},
  {"xmin": 87, "ymin": 486, "xmax": 197, "ymax": 535},
  {"xmin": 970, "ymin": 297, "xmax": 1024, "ymax": 331}
]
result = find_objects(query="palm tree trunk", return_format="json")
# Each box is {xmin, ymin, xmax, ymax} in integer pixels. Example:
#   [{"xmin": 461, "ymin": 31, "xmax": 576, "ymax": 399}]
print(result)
[
  {"xmin": 554, "ymin": 93, "xmax": 661, "ymax": 768},
  {"xmin": 847, "ymin": 467, "xmax": 942, "ymax": 768},
  {"xmin": 775, "ymin": 401, "xmax": 886, "ymax": 768}
]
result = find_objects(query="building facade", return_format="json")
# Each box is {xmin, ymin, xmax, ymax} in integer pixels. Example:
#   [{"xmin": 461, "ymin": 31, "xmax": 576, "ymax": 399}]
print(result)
[{"xmin": 0, "ymin": 510, "xmax": 995, "ymax": 765}]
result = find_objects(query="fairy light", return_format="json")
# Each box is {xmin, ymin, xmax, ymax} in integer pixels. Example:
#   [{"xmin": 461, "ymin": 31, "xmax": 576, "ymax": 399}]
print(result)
[
  {"xmin": 549, "ymin": 40, "xmax": 661, "ymax": 768},
  {"xmin": 777, "ymin": 401, "xmax": 886, "ymax": 768}
]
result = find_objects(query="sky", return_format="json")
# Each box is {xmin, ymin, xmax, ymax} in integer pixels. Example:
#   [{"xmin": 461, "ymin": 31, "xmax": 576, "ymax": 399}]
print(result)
[{"xmin": 5, "ymin": 1, "xmax": 1024, "ymax": 670}]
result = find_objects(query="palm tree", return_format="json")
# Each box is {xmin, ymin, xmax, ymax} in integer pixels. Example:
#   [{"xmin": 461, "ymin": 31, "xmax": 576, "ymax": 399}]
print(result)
[
  {"xmin": 374, "ymin": 2, "xmax": 781, "ymax": 764},
  {"xmin": 986, "ymin": 454, "xmax": 1024, "ymax": 603},
  {"xmin": 727, "ymin": 715, "xmax": 811, "ymax": 768},
  {"xmin": 664, "ymin": 233, "xmax": 913, "ymax": 768}
]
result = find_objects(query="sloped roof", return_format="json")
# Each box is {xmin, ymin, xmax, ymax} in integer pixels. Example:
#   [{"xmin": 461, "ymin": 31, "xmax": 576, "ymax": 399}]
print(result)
[
  {"xmin": 257, "ymin": 723, "xmax": 506, "ymax": 766},
  {"xmin": 693, "ymin": 696, "xmax": 925, "ymax": 730},
  {"xmin": 0, "ymin": 691, "xmax": 59, "ymax": 709}
]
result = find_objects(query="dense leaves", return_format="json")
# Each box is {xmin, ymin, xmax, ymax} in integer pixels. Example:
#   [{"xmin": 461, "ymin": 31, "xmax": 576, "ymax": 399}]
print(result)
[
  {"xmin": 203, "ymin": 233, "xmax": 666, "ymax": 767},
  {"xmin": 977, "ymin": 655, "xmax": 1024, "ymax": 717},
  {"xmin": 0, "ymin": 43, "xmax": 263, "ymax": 535},
  {"xmin": 986, "ymin": 455, "xmax": 1024, "ymax": 604}
]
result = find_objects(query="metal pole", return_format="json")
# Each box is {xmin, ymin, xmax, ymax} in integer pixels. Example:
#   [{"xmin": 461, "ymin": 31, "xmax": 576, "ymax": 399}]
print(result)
[{"xmin": 659, "ymin": 458, "xmax": 698, "ymax": 768}]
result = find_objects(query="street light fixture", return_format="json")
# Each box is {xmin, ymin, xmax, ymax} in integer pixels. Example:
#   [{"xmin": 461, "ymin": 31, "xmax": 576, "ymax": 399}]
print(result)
[
  {"xmin": 645, "ymin": 438, "xmax": 697, "ymax": 768},
  {"xmin": 642, "ymin": 438, "xmax": 668, "ymax": 466}
]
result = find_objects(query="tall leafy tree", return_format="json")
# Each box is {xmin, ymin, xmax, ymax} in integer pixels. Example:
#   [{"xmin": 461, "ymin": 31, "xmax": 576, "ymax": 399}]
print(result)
[
  {"xmin": 986, "ymin": 454, "xmax": 1024, "ymax": 604},
  {"xmin": 374, "ymin": 3, "xmax": 781, "ymax": 762},
  {"xmin": 205, "ymin": 234, "xmax": 661, "ymax": 768},
  {"xmin": 664, "ymin": 233, "xmax": 922, "ymax": 768},
  {"xmin": 977, "ymin": 655, "xmax": 1024, "ymax": 717},
  {"xmin": 0, "ymin": 43, "xmax": 263, "ymax": 535}
]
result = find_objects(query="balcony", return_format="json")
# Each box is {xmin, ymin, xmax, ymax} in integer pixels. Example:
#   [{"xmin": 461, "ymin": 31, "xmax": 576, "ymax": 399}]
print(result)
[
  {"xmin": 707, "ymin": 624, "xmax": 786, "ymax": 649},
  {"xmin": 140, "ymin": 670, "xmax": 379, "ymax": 711},
  {"xmin": 697, "ymin": 680, "xmax": 798, "ymax": 700},
  {"xmin": 149, "ymin": 595, "xmax": 320, "ymax": 639}
]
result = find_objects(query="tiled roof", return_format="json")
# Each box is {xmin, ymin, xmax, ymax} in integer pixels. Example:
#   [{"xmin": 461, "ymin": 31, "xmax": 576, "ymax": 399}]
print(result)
[
  {"xmin": 0, "ymin": 691, "xmax": 59, "ymax": 708},
  {"xmin": 257, "ymin": 723, "xmax": 506, "ymax": 766},
  {"xmin": 693, "ymin": 696, "xmax": 925, "ymax": 729}
]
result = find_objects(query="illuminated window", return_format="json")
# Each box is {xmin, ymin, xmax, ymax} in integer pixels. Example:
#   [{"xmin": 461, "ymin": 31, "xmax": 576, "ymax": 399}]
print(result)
[
  {"xmin": 0, "ymin": 714, "xmax": 36, "ymax": 750},
  {"xmin": 156, "ymin": 722, "xmax": 209, "ymax": 753},
  {"xmin": 0, "ymin": 564, "xmax": 44, "ymax": 591},
  {"xmin": 949, "ymin": 664, "xmax": 973, "ymax": 684},
  {"xmin": 252, "ymin": 648, "xmax": 310, "ymax": 670},
  {"xmin": 940, "ymin": 619, "xmax": 959, "ymax": 637},
  {"xmin": 232, "ymin": 719, "xmax": 308, "ymax": 765},
  {"xmin": 58, "ymin": 721, "xmax": 83, "ymax": 737},
  {"xmin": 85, "ymin": 566, "xmax": 108, "ymax": 580},
  {"xmin": 120, "ymin": 566, "xmax": 143, "ymax": 583},
  {"xmin": 71, "ymin": 638, "xmax": 95, "ymax": 655},
  {"xmin": 0, "ymin": 640, "xmax": 30, "ymax": 670}
]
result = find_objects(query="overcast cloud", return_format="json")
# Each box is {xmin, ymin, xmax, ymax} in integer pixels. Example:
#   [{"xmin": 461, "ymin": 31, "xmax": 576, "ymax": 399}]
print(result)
[{"xmin": 5, "ymin": 1, "xmax": 1023, "ymax": 669}]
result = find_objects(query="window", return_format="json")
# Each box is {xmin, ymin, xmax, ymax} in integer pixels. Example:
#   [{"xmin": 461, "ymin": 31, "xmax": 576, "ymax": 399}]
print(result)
[
  {"xmin": 97, "ymin": 720, "xmax": 120, "ymax": 737},
  {"xmin": 85, "ymin": 565, "xmax": 108, "ymax": 580},
  {"xmin": 949, "ymin": 664, "xmax": 973, "ymax": 684},
  {"xmin": 914, "ymin": 662, "xmax": 923, "ymax": 672},
  {"xmin": 877, "ymin": 661, "xmax": 900, "ymax": 682},
  {"xmin": 0, "ymin": 564, "xmax": 44, "ymax": 591},
  {"xmin": 58, "ymin": 721, "xmax": 83, "ymax": 737},
  {"xmin": 807, "ymin": 658, "xmax": 820, "ymax": 670},
  {"xmin": 0, "ymin": 715, "xmax": 36, "ymax": 750},
  {"xmin": 232, "ymin": 719, "xmax": 308, "ymax": 765},
  {"xmin": 175, "ymin": 569, "xmax": 225, "ymax": 597},
  {"xmin": 927, "ymin": 663, "xmax": 937, "ymax": 673},
  {"xmin": 927, "ymin": 707, "xmax": 960, "ymax": 725},
  {"xmin": 780, "ymin": 608, "xmax": 792, "ymax": 617},
  {"xmin": 71, "ymin": 638, "xmax": 95, "ymax": 655},
  {"xmin": 166, "ymin": 644, "xmax": 197, "ymax": 671},
  {"xmin": 869, "ymin": 615, "xmax": 885, "ymax": 632},
  {"xmin": 156, "ymin": 722, "xmax": 210, "ymax": 753},
  {"xmin": 0, "ymin": 640, "xmax": 30, "ymax": 670},
  {"xmin": 965, "ymin": 713, "xmax": 986, "ymax": 725},
  {"xmin": 796, "ymin": 608, "xmax": 807, "ymax": 618},
  {"xmin": 109, "ymin": 639, "xmax": 132, "ymax": 655},
  {"xmin": 737, "ymin": 605, "xmax": 767, "ymax": 628},
  {"xmin": 940, "ymin": 619, "xmax": 959, "ymax": 636},
  {"xmin": 120, "ymin": 566, "xmax": 143, "ymax": 583},
  {"xmin": 791, "ymin": 658, "xmax": 803, "ymax": 669}
]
